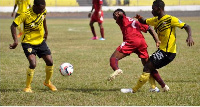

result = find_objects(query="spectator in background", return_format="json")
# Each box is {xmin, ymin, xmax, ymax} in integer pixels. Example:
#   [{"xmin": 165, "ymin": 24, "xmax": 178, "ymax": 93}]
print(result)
[
  {"xmin": 88, "ymin": 0, "xmax": 105, "ymax": 40},
  {"xmin": 11, "ymin": 0, "xmax": 31, "ymax": 38}
]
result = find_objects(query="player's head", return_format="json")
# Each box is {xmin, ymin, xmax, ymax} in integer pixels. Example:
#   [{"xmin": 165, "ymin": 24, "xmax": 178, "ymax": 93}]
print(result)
[
  {"xmin": 33, "ymin": 0, "xmax": 46, "ymax": 14},
  {"xmin": 152, "ymin": 0, "xmax": 165, "ymax": 16},
  {"xmin": 113, "ymin": 9, "xmax": 126, "ymax": 20}
]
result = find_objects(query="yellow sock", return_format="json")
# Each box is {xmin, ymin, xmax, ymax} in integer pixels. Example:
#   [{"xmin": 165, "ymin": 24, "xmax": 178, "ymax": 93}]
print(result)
[
  {"xmin": 149, "ymin": 75, "xmax": 156, "ymax": 89},
  {"xmin": 45, "ymin": 65, "xmax": 54, "ymax": 84},
  {"xmin": 26, "ymin": 68, "xmax": 35, "ymax": 88},
  {"xmin": 132, "ymin": 72, "xmax": 150, "ymax": 92}
]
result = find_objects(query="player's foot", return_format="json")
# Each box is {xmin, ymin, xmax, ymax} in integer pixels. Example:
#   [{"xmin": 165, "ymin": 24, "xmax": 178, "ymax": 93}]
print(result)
[
  {"xmin": 149, "ymin": 87, "xmax": 160, "ymax": 92},
  {"xmin": 99, "ymin": 38, "xmax": 105, "ymax": 40},
  {"xmin": 163, "ymin": 85, "xmax": 169, "ymax": 92},
  {"xmin": 17, "ymin": 32, "xmax": 23, "ymax": 38},
  {"xmin": 44, "ymin": 82, "xmax": 57, "ymax": 91},
  {"xmin": 121, "ymin": 88, "xmax": 133, "ymax": 93},
  {"xmin": 91, "ymin": 36, "xmax": 98, "ymax": 40},
  {"xmin": 23, "ymin": 87, "xmax": 33, "ymax": 93},
  {"xmin": 107, "ymin": 69, "xmax": 123, "ymax": 81}
]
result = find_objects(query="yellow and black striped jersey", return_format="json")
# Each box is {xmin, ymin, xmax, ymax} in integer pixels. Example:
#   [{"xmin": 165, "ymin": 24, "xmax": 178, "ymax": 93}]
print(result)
[
  {"xmin": 146, "ymin": 14, "xmax": 185, "ymax": 53},
  {"xmin": 13, "ymin": 7, "xmax": 47, "ymax": 45},
  {"xmin": 15, "ymin": 0, "xmax": 30, "ymax": 14}
]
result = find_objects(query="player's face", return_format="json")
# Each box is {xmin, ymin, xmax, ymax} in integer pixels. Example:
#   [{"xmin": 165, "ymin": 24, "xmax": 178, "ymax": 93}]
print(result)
[
  {"xmin": 151, "ymin": 5, "xmax": 160, "ymax": 16},
  {"xmin": 33, "ymin": 4, "xmax": 46, "ymax": 14},
  {"xmin": 113, "ymin": 11, "xmax": 123, "ymax": 20}
]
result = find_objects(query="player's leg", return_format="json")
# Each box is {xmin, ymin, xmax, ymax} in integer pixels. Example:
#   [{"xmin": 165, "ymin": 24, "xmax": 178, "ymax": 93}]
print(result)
[
  {"xmin": 89, "ymin": 20, "xmax": 98, "ymax": 40},
  {"xmin": 24, "ymin": 54, "xmax": 37, "ymax": 93},
  {"xmin": 141, "ymin": 58, "xmax": 160, "ymax": 92},
  {"xmin": 38, "ymin": 41, "xmax": 57, "ymax": 91},
  {"xmin": 98, "ymin": 22, "xmax": 105, "ymax": 40},
  {"xmin": 108, "ymin": 50, "xmax": 127, "ymax": 81}
]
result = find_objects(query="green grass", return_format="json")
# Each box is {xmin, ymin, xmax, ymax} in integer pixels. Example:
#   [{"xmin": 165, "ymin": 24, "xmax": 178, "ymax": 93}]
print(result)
[{"xmin": 0, "ymin": 17, "xmax": 200, "ymax": 106}]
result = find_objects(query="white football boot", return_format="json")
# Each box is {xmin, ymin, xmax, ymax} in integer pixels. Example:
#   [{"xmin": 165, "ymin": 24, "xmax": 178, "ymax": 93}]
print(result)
[
  {"xmin": 107, "ymin": 69, "xmax": 123, "ymax": 81},
  {"xmin": 121, "ymin": 88, "xmax": 133, "ymax": 93},
  {"xmin": 149, "ymin": 87, "xmax": 160, "ymax": 92},
  {"xmin": 163, "ymin": 85, "xmax": 170, "ymax": 92}
]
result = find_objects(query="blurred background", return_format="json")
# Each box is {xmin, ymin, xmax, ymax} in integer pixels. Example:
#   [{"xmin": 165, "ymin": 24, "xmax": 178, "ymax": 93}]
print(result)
[{"xmin": 0, "ymin": 0, "xmax": 200, "ymax": 6}]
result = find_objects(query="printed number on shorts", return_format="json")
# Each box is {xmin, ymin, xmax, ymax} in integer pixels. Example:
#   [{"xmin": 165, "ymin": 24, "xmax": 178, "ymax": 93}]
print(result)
[{"xmin": 153, "ymin": 50, "xmax": 165, "ymax": 60}]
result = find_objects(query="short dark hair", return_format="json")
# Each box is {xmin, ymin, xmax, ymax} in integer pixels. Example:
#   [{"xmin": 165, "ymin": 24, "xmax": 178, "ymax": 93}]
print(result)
[
  {"xmin": 153, "ymin": 0, "xmax": 165, "ymax": 10},
  {"xmin": 34, "ymin": 0, "xmax": 46, "ymax": 6},
  {"xmin": 113, "ymin": 8, "xmax": 126, "ymax": 16}
]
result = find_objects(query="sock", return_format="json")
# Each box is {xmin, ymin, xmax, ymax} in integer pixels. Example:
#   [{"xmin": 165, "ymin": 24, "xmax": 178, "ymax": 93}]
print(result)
[
  {"xmin": 132, "ymin": 72, "xmax": 150, "ymax": 92},
  {"xmin": 110, "ymin": 57, "xmax": 119, "ymax": 71},
  {"xmin": 45, "ymin": 65, "xmax": 54, "ymax": 84},
  {"xmin": 100, "ymin": 27, "xmax": 104, "ymax": 38},
  {"xmin": 151, "ymin": 70, "xmax": 165, "ymax": 88},
  {"xmin": 26, "ymin": 68, "xmax": 35, "ymax": 88},
  {"xmin": 91, "ymin": 26, "xmax": 97, "ymax": 37},
  {"xmin": 149, "ymin": 75, "xmax": 156, "ymax": 89}
]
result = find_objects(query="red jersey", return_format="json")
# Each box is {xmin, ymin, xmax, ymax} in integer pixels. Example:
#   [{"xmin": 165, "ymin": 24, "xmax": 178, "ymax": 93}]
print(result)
[
  {"xmin": 92, "ymin": 0, "xmax": 103, "ymax": 13},
  {"xmin": 116, "ymin": 15, "xmax": 149, "ymax": 42}
]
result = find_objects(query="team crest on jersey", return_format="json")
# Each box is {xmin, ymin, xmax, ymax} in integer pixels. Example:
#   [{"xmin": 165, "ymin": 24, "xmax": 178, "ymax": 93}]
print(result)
[{"xmin": 28, "ymin": 48, "xmax": 32, "ymax": 53}]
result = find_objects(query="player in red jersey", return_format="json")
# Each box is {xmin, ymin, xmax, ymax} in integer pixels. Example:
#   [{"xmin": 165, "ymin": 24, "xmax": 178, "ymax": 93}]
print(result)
[
  {"xmin": 88, "ymin": 0, "xmax": 105, "ymax": 40},
  {"xmin": 108, "ymin": 9, "xmax": 162, "ymax": 92}
]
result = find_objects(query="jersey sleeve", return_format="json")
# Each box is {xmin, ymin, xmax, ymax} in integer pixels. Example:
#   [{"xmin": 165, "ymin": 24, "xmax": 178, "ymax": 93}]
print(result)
[
  {"xmin": 137, "ymin": 21, "xmax": 149, "ymax": 33},
  {"xmin": 27, "ymin": 0, "xmax": 31, "ymax": 5},
  {"xmin": 146, "ymin": 17, "xmax": 157, "ymax": 26},
  {"xmin": 171, "ymin": 16, "xmax": 185, "ymax": 29},
  {"xmin": 13, "ymin": 13, "xmax": 26, "ymax": 26}
]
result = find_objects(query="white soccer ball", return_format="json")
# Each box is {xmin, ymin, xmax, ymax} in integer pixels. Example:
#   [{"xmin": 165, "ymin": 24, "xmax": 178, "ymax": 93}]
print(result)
[{"xmin": 59, "ymin": 63, "xmax": 73, "ymax": 76}]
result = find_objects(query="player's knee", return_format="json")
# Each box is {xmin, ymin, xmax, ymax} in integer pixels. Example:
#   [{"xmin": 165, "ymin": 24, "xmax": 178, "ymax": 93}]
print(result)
[
  {"xmin": 143, "ymin": 66, "xmax": 150, "ymax": 73},
  {"xmin": 46, "ymin": 60, "xmax": 53, "ymax": 66},
  {"xmin": 29, "ymin": 63, "xmax": 36, "ymax": 69}
]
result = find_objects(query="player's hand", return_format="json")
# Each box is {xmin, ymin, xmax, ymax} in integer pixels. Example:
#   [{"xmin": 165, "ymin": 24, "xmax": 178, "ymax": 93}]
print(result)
[
  {"xmin": 156, "ymin": 41, "xmax": 161, "ymax": 48},
  {"xmin": 88, "ymin": 13, "xmax": 91, "ymax": 18},
  {"xmin": 9, "ymin": 42, "xmax": 18, "ymax": 49},
  {"xmin": 134, "ymin": 14, "xmax": 142, "ymax": 19},
  {"xmin": 186, "ymin": 36, "xmax": 194, "ymax": 46}
]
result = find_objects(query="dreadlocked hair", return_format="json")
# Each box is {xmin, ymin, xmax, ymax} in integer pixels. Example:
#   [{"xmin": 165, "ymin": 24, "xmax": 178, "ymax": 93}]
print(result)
[
  {"xmin": 113, "ymin": 8, "xmax": 126, "ymax": 17},
  {"xmin": 34, "ymin": 0, "xmax": 46, "ymax": 6},
  {"xmin": 153, "ymin": 0, "xmax": 165, "ymax": 10}
]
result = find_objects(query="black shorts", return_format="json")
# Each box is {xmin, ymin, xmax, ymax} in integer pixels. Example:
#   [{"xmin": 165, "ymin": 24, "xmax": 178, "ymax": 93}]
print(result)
[
  {"xmin": 149, "ymin": 49, "xmax": 176, "ymax": 69},
  {"xmin": 21, "ymin": 41, "xmax": 51, "ymax": 58}
]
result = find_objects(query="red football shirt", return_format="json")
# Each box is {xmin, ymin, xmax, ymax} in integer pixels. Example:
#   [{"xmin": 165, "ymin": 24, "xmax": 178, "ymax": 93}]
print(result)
[
  {"xmin": 92, "ymin": 0, "xmax": 103, "ymax": 13},
  {"xmin": 116, "ymin": 15, "xmax": 149, "ymax": 42}
]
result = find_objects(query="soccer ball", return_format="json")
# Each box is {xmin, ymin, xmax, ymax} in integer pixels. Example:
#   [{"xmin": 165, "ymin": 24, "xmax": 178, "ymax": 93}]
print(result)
[{"xmin": 59, "ymin": 63, "xmax": 73, "ymax": 76}]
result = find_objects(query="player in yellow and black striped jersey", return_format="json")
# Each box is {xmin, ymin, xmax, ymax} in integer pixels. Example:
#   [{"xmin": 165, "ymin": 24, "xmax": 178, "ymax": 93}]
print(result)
[
  {"xmin": 120, "ymin": 0, "xmax": 194, "ymax": 93},
  {"xmin": 11, "ymin": 0, "xmax": 31, "ymax": 37},
  {"xmin": 9, "ymin": 0, "xmax": 57, "ymax": 93}
]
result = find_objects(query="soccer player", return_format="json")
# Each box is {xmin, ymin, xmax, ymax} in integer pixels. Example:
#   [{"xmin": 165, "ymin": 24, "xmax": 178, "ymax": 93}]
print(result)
[
  {"xmin": 11, "ymin": 0, "xmax": 31, "ymax": 37},
  {"xmin": 121, "ymin": 0, "xmax": 194, "ymax": 93},
  {"xmin": 108, "ymin": 8, "xmax": 161, "ymax": 92},
  {"xmin": 88, "ymin": 0, "xmax": 105, "ymax": 40},
  {"xmin": 9, "ymin": 0, "xmax": 57, "ymax": 93}
]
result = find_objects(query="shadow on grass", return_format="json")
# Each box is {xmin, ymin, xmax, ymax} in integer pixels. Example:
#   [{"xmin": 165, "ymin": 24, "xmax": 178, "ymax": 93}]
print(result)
[{"xmin": 0, "ymin": 89, "xmax": 21, "ymax": 92}]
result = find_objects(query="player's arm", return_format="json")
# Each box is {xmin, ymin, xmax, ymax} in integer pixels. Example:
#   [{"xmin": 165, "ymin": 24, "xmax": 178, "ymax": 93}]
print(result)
[
  {"xmin": 43, "ymin": 18, "xmax": 48, "ymax": 41},
  {"xmin": 182, "ymin": 24, "xmax": 194, "ymax": 46},
  {"xmin": 135, "ymin": 14, "xmax": 146, "ymax": 24},
  {"xmin": 88, "ymin": 5, "xmax": 94, "ymax": 18},
  {"xmin": 9, "ymin": 22, "xmax": 18, "ymax": 49},
  {"xmin": 148, "ymin": 26, "xmax": 161, "ymax": 48},
  {"xmin": 11, "ymin": 4, "xmax": 17, "ymax": 17}
]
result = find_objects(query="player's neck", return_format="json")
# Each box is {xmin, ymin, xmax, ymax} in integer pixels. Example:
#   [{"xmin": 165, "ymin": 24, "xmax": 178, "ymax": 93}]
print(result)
[{"xmin": 158, "ymin": 12, "xmax": 165, "ymax": 20}]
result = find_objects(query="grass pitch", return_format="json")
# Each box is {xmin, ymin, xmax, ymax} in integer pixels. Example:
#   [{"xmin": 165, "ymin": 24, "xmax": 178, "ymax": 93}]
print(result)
[{"xmin": 0, "ymin": 17, "xmax": 200, "ymax": 106}]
